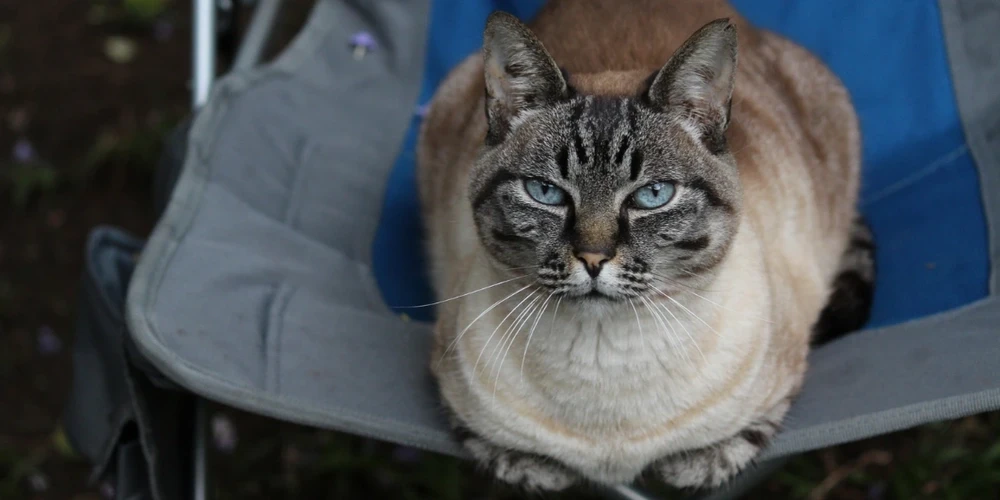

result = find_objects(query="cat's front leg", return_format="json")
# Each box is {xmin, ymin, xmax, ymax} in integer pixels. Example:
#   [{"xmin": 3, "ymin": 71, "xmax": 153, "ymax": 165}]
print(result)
[
  {"xmin": 452, "ymin": 421, "xmax": 579, "ymax": 491},
  {"xmin": 650, "ymin": 401, "xmax": 787, "ymax": 490}
]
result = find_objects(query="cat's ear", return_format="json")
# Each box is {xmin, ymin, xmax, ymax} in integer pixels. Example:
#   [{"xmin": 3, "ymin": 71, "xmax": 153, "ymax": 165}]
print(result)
[
  {"xmin": 483, "ymin": 11, "xmax": 569, "ymax": 145},
  {"xmin": 646, "ymin": 18, "xmax": 738, "ymax": 146}
]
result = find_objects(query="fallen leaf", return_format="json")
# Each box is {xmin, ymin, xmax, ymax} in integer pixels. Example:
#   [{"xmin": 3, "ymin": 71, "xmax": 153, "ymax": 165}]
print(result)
[
  {"xmin": 104, "ymin": 36, "xmax": 138, "ymax": 64},
  {"xmin": 51, "ymin": 424, "xmax": 78, "ymax": 458}
]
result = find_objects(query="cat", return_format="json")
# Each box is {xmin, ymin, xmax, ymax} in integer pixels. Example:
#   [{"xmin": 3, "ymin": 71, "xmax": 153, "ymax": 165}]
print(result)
[{"xmin": 416, "ymin": 0, "xmax": 874, "ymax": 491}]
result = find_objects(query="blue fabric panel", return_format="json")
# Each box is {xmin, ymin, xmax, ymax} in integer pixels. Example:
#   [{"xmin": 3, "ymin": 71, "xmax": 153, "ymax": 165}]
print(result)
[
  {"xmin": 372, "ymin": 0, "xmax": 547, "ymax": 321},
  {"xmin": 728, "ymin": 0, "xmax": 989, "ymax": 327},
  {"xmin": 373, "ymin": 0, "xmax": 990, "ymax": 327}
]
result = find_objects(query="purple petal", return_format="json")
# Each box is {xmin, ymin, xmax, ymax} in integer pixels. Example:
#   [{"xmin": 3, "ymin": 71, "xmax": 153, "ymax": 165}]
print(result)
[
  {"xmin": 28, "ymin": 472, "xmax": 49, "ymax": 492},
  {"xmin": 211, "ymin": 414, "xmax": 238, "ymax": 453},
  {"xmin": 99, "ymin": 482, "xmax": 116, "ymax": 499},
  {"xmin": 13, "ymin": 138, "xmax": 35, "ymax": 163},
  {"xmin": 37, "ymin": 326, "xmax": 63, "ymax": 355},
  {"xmin": 349, "ymin": 31, "xmax": 378, "ymax": 50},
  {"xmin": 868, "ymin": 482, "xmax": 886, "ymax": 500},
  {"xmin": 391, "ymin": 446, "xmax": 422, "ymax": 463}
]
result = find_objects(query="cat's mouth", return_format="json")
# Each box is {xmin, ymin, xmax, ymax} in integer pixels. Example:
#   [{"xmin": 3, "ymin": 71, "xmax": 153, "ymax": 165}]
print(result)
[{"xmin": 578, "ymin": 289, "xmax": 619, "ymax": 302}]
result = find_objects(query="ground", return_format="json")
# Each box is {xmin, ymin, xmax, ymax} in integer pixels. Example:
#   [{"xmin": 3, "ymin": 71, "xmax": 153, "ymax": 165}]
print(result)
[{"xmin": 0, "ymin": 1, "xmax": 998, "ymax": 499}]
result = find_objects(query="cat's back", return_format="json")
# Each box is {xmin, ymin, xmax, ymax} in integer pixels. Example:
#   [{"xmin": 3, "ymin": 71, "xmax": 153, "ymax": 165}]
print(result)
[{"xmin": 530, "ymin": 0, "xmax": 744, "ymax": 72}]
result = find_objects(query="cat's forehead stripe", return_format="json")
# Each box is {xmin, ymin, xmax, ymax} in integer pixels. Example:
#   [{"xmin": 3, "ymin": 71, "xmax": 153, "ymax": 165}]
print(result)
[{"xmin": 566, "ymin": 96, "xmax": 642, "ymax": 179}]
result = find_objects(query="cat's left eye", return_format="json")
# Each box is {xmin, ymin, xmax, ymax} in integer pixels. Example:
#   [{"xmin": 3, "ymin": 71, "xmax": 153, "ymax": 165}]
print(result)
[
  {"xmin": 631, "ymin": 182, "xmax": 676, "ymax": 209},
  {"xmin": 524, "ymin": 179, "xmax": 567, "ymax": 205}
]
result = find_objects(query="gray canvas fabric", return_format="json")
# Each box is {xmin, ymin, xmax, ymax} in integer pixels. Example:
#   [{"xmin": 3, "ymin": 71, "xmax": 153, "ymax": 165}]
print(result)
[
  {"xmin": 939, "ymin": 0, "xmax": 1000, "ymax": 293},
  {"xmin": 125, "ymin": 0, "xmax": 1000, "ymax": 490},
  {"xmin": 128, "ymin": 0, "xmax": 460, "ymax": 456},
  {"xmin": 67, "ymin": 226, "xmax": 195, "ymax": 500}
]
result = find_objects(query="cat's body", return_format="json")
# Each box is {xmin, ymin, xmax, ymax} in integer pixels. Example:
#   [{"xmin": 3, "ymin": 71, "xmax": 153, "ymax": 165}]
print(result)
[{"xmin": 417, "ymin": 0, "xmax": 872, "ymax": 490}]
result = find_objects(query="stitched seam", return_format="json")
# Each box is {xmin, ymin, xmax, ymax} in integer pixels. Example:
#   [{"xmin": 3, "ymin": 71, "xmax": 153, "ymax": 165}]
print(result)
[{"xmin": 862, "ymin": 144, "xmax": 968, "ymax": 206}]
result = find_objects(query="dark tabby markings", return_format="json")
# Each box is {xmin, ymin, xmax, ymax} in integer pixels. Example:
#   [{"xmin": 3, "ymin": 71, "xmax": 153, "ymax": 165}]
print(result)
[
  {"xmin": 851, "ymin": 235, "xmax": 875, "ymax": 252},
  {"xmin": 629, "ymin": 149, "xmax": 644, "ymax": 181},
  {"xmin": 617, "ymin": 204, "xmax": 631, "ymax": 245},
  {"xmin": 674, "ymin": 235, "xmax": 710, "ymax": 251},
  {"xmin": 556, "ymin": 145, "xmax": 570, "ymax": 179},
  {"xmin": 573, "ymin": 134, "xmax": 588, "ymax": 165},
  {"xmin": 701, "ymin": 124, "xmax": 728, "ymax": 155},
  {"xmin": 473, "ymin": 169, "xmax": 517, "ymax": 209},
  {"xmin": 646, "ymin": 400, "xmax": 788, "ymax": 489},
  {"xmin": 738, "ymin": 428, "xmax": 769, "ymax": 448},
  {"xmin": 598, "ymin": 138, "xmax": 613, "ymax": 168},
  {"xmin": 491, "ymin": 229, "xmax": 531, "ymax": 244},
  {"xmin": 569, "ymin": 99, "xmax": 586, "ymax": 122},
  {"xmin": 812, "ymin": 217, "xmax": 876, "ymax": 345},
  {"xmin": 615, "ymin": 135, "xmax": 631, "ymax": 166},
  {"xmin": 450, "ymin": 414, "xmax": 575, "ymax": 491},
  {"xmin": 687, "ymin": 176, "xmax": 732, "ymax": 213},
  {"xmin": 484, "ymin": 84, "xmax": 508, "ymax": 147},
  {"xmin": 502, "ymin": 62, "xmax": 524, "ymax": 78}
]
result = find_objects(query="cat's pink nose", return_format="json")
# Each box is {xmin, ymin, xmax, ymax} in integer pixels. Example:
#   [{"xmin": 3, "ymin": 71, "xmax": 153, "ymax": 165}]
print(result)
[{"xmin": 576, "ymin": 252, "xmax": 611, "ymax": 278}]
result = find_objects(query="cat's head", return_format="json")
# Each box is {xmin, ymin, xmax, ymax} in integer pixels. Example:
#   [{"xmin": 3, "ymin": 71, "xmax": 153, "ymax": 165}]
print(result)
[{"xmin": 470, "ymin": 12, "xmax": 742, "ymax": 305}]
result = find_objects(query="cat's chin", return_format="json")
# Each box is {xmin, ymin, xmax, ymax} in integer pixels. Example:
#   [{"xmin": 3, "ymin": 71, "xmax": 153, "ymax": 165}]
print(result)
[
  {"xmin": 580, "ymin": 290, "xmax": 620, "ymax": 301},
  {"xmin": 561, "ymin": 290, "xmax": 638, "ymax": 320},
  {"xmin": 564, "ymin": 289, "xmax": 632, "ymax": 307}
]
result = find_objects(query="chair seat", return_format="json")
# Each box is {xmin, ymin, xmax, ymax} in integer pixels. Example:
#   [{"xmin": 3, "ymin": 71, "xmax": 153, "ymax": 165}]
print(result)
[{"xmin": 125, "ymin": 0, "xmax": 1000, "ymax": 466}]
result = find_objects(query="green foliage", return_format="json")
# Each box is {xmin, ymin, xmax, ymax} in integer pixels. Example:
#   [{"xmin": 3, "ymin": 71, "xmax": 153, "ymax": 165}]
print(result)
[
  {"xmin": 79, "ymin": 119, "xmax": 172, "ymax": 180},
  {"xmin": 123, "ymin": 0, "xmax": 169, "ymax": 23},
  {"xmin": 3, "ymin": 161, "xmax": 60, "ymax": 209},
  {"xmin": 767, "ymin": 414, "xmax": 1000, "ymax": 499},
  {"xmin": 0, "ymin": 444, "xmax": 46, "ymax": 498},
  {"xmin": 0, "ymin": 24, "xmax": 11, "ymax": 59},
  {"xmin": 88, "ymin": 0, "xmax": 169, "ymax": 28}
]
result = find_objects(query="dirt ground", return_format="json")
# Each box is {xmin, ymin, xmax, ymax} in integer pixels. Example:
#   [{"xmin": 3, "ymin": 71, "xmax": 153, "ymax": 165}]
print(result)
[{"xmin": 1, "ymin": 1, "xmax": 998, "ymax": 499}]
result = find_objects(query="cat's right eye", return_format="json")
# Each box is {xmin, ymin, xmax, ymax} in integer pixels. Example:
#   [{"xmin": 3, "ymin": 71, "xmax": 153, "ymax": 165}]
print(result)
[{"xmin": 524, "ymin": 179, "xmax": 567, "ymax": 206}]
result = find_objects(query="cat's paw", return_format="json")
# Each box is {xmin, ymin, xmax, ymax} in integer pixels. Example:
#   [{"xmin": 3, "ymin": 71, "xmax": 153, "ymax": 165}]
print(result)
[
  {"xmin": 652, "ymin": 431, "xmax": 762, "ymax": 489},
  {"xmin": 462, "ymin": 435, "xmax": 577, "ymax": 491},
  {"xmin": 651, "ymin": 399, "xmax": 789, "ymax": 489},
  {"xmin": 652, "ymin": 416, "xmax": 781, "ymax": 490}
]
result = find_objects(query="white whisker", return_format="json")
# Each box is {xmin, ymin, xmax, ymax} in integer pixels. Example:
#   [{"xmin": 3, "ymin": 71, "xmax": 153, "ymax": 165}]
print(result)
[
  {"xmin": 440, "ymin": 283, "xmax": 532, "ymax": 361},
  {"xmin": 548, "ymin": 294, "xmax": 564, "ymax": 337},
  {"xmin": 657, "ymin": 297, "xmax": 707, "ymax": 363},
  {"xmin": 487, "ymin": 292, "xmax": 540, "ymax": 378},
  {"xmin": 498, "ymin": 265, "xmax": 541, "ymax": 271},
  {"xmin": 650, "ymin": 271, "xmax": 719, "ymax": 293},
  {"xmin": 651, "ymin": 276, "xmax": 773, "ymax": 324},
  {"xmin": 396, "ymin": 275, "xmax": 531, "ymax": 308},
  {"xmin": 664, "ymin": 294, "xmax": 723, "ymax": 339},
  {"xmin": 640, "ymin": 295, "xmax": 688, "ymax": 364},
  {"xmin": 520, "ymin": 291, "xmax": 557, "ymax": 381},
  {"xmin": 491, "ymin": 294, "xmax": 544, "ymax": 398},
  {"xmin": 473, "ymin": 289, "xmax": 537, "ymax": 376},
  {"xmin": 630, "ymin": 298, "xmax": 670, "ymax": 373}
]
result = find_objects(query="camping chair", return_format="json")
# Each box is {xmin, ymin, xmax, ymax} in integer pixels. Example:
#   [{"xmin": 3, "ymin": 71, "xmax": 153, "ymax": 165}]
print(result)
[{"xmin": 63, "ymin": 0, "xmax": 1000, "ymax": 499}]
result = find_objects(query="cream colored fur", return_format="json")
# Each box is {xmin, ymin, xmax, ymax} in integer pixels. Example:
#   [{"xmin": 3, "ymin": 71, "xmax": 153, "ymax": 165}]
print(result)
[{"xmin": 417, "ymin": 0, "xmax": 859, "ymax": 489}]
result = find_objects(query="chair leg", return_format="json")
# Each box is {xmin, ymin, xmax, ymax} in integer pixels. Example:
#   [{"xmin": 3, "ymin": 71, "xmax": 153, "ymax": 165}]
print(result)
[
  {"xmin": 232, "ymin": 0, "xmax": 283, "ymax": 72},
  {"xmin": 192, "ymin": 398, "xmax": 210, "ymax": 500},
  {"xmin": 193, "ymin": 0, "xmax": 217, "ymax": 107},
  {"xmin": 605, "ymin": 484, "xmax": 661, "ymax": 499}
]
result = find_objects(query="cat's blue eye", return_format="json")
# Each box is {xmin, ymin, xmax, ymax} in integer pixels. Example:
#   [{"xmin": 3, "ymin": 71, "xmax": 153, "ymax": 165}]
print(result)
[
  {"xmin": 632, "ymin": 182, "xmax": 676, "ymax": 209},
  {"xmin": 524, "ymin": 179, "xmax": 567, "ymax": 206}
]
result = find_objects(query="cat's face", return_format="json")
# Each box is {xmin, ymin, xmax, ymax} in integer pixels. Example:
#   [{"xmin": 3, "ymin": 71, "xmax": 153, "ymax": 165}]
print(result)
[{"xmin": 470, "ymin": 13, "xmax": 741, "ymax": 304}]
